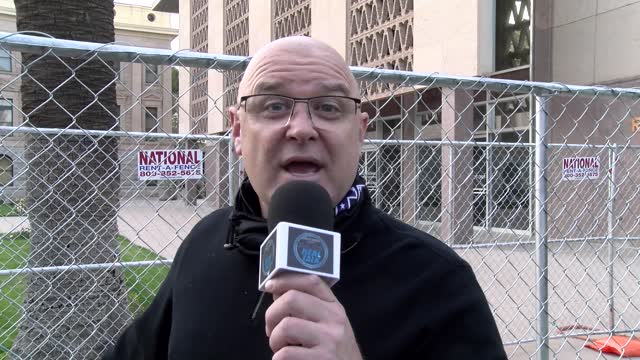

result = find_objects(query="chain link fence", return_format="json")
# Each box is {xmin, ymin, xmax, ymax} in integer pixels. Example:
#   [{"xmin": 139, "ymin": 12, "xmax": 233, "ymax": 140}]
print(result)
[{"xmin": 0, "ymin": 32, "xmax": 639, "ymax": 359}]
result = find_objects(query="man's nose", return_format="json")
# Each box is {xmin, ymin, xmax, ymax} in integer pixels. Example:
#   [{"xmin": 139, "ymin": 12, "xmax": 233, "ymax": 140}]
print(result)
[{"xmin": 285, "ymin": 103, "xmax": 318, "ymax": 141}]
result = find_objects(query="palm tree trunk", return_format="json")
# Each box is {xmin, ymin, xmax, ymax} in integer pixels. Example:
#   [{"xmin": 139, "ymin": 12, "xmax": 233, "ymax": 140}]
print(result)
[{"xmin": 11, "ymin": 1, "xmax": 130, "ymax": 359}]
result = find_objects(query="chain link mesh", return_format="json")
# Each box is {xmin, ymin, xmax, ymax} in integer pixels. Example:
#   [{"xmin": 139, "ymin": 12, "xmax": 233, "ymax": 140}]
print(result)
[{"xmin": 1, "ymin": 32, "xmax": 640, "ymax": 359}]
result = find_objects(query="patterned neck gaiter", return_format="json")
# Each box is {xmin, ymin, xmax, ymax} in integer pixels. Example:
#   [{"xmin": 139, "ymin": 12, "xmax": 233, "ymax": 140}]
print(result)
[
  {"xmin": 334, "ymin": 177, "xmax": 367, "ymax": 216},
  {"xmin": 226, "ymin": 174, "xmax": 369, "ymax": 255}
]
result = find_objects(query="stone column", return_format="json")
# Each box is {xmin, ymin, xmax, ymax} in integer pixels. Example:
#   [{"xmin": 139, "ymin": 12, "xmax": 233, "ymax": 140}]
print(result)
[
  {"xmin": 131, "ymin": 63, "xmax": 143, "ymax": 132},
  {"xmin": 207, "ymin": 0, "xmax": 225, "ymax": 134},
  {"xmin": 440, "ymin": 88, "xmax": 474, "ymax": 244},
  {"xmin": 177, "ymin": 0, "xmax": 192, "ymax": 134},
  {"xmin": 401, "ymin": 92, "xmax": 417, "ymax": 224},
  {"xmin": 532, "ymin": 0, "xmax": 553, "ymax": 82},
  {"xmin": 203, "ymin": 0, "xmax": 226, "ymax": 207},
  {"xmin": 249, "ymin": 0, "xmax": 273, "ymax": 53},
  {"xmin": 311, "ymin": 0, "xmax": 348, "ymax": 58}
]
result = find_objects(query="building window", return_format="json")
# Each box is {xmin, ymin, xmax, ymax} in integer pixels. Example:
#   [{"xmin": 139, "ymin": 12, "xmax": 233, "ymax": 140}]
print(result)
[
  {"xmin": 472, "ymin": 95, "xmax": 532, "ymax": 231},
  {"xmin": 495, "ymin": 0, "xmax": 531, "ymax": 71},
  {"xmin": 145, "ymin": 64, "xmax": 159, "ymax": 85},
  {"xmin": 0, "ymin": 155, "xmax": 13, "ymax": 187},
  {"xmin": 0, "ymin": 99, "xmax": 13, "ymax": 126},
  {"xmin": 0, "ymin": 49, "xmax": 11, "ymax": 72},
  {"xmin": 112, "ymin": 61, "xmax": 123, "ymax": 81},
  {"xmin": 144, "ymin": 107, "xmax": 158, "ymax": 133},
  {"xmin": 359, "ymin": 149, "xmax": 377, "ymax": 198},
  {"xmin": 417, "ymin": 145, "xmax": 442, "ymax": 222}
]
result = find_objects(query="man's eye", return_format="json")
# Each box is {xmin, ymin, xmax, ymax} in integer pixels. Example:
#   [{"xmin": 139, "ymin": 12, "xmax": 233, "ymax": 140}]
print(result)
[
  {"xmin": 316, "ymin": 102, "xmax": 340, "ymax": 113},
  {"xmin": 265, "ymin": 102, "xmax": 289, "ymax": 112}
]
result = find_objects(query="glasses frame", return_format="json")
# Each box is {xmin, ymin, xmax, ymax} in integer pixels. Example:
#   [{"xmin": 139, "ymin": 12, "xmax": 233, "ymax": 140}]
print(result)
[{"xmin": 238, "ymin": 93, "xmax": 362, "ymax": 127}]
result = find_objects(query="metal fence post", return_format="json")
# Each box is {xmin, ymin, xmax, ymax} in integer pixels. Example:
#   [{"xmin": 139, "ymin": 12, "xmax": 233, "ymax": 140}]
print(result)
[
  {"xmin": 535, "ymin": 95, "xmax": 550, "ymax": 360},
  {"xmin": 607, "ymin": 144, "xmax": 618, "ymax": 330},
  {"xmin": 486, "ymin": 97, "xmax": 496, "ymax": 231}
]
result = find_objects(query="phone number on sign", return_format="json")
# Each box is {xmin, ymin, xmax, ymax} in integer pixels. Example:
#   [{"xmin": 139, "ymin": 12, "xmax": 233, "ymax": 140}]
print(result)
[{"xmin": 140, "ymin": 170, "xmax": 202, "ymax": 177}]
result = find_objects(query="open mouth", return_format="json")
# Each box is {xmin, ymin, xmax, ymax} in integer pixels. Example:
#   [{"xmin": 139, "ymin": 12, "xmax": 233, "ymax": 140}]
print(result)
[{"xmin": 283, "ymin": 160, "xmax": 321, "ymax": 175}]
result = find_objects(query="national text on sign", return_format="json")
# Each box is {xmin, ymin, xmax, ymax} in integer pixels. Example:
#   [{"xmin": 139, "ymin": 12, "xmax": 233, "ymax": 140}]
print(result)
[
  {"xmin": 139, "ymin": 150, "xmax": 201, "ymax": 166},
  {"xmin": 562, "ymin": 157, "xmax": 599, "ymax": 171}
]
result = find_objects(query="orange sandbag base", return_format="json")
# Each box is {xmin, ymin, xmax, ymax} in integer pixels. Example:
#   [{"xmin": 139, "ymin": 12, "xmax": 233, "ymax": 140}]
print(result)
[{"xmin": 584, "ymin": 335, "xmax": 640, "ymax": 357}]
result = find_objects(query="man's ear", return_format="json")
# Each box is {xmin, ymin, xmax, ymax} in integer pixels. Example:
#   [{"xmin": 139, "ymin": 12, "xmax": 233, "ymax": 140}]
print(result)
[
  {"xmin": 358, "ymin": 111, "xmax": 369, "ymax": 142},
  {"xmin": 229, "ymin": 105, "xmax": 242, "ymax": 156}
]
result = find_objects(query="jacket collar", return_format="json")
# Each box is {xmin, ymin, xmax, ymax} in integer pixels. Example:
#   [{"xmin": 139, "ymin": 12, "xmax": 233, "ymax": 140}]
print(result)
[{"xmin": 224, "ymin": 175, "xmax": 370, "ymax": 256}]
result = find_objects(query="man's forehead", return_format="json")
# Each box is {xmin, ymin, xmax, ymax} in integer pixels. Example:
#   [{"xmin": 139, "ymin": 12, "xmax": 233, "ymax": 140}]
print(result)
[
  {"xmin": 238, "ymin": 37, "xmax": 360, "ymax": 99},
  {"xmin": 251, "ymin": 79, "xmax": 353, "ymax": 96}
]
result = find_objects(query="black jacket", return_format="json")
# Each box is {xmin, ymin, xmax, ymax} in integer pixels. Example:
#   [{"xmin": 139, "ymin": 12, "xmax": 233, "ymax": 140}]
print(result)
[{"xmin": 104, "ymin": 180, "xmax": 507, "ymax": 359}]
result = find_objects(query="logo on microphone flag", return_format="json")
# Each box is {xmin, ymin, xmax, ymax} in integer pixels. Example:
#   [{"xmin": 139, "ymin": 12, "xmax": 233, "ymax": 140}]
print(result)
[
  {"xmin": 293, "ymin": 232, "xmax": 328, "ymax": 269},
  {"xmin": 288, "ymin": 228, "xmax": 333, "ymax": 273},
  {"xmin": 259, "ymin": 231, "xmax": 277, "ymax": 286},
  {"xmin": 258, "ymin": 222, "xmax": 341, "ymax": 291},
  {"xmin": 261, "ymin": 240, "xmax": 275, "ymax": 276}
]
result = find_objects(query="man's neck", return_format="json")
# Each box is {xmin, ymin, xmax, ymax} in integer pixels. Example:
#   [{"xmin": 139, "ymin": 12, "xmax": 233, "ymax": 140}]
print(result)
[{"xmin": 259, "ymin": 199, "xmax": 268, "ymax": 219}]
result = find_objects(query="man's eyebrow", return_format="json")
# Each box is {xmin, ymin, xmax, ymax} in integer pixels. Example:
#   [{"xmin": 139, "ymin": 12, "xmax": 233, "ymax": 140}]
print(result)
[
  {"xmin": 318, "ymin": 81, "xmax": 352, "ymax": 96},
  {"xmin": 253, "ymin": 80, "xmax": 284, "ymax": 94},
  {"xmin": 252, "ymin": 80, "xmax": 353, "ymax": 96}
]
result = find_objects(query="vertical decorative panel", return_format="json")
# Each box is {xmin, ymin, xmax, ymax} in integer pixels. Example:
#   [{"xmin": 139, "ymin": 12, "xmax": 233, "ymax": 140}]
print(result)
[
  {"xmin": 349, "ymin": 0, "xmax": 413, "ymax": 99},
  {"xmin": 190, "ymin": 0, "xmax": 209, "ymax": 133},
  {"xmin": 273, "ymin": 0, "xmax": 311, "ymax": 39},
  {"xmin": 223, "ymin": 0, "xmax": 250, "ymax": 128}
]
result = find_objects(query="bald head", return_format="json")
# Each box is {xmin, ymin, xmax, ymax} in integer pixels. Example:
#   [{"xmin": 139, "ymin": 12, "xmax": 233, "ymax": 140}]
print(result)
[
  {"xmin": 238, "ymin": 36, "xmax": 360, "ymax": 100},
  {"xmin": 228, "ymin": 36, "xmax": 369, "ymax": 218}
]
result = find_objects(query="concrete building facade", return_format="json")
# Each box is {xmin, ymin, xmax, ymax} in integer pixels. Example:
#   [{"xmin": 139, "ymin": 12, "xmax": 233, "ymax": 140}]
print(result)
[
  {"xmin": 0, "ymin": 2, "xmax": 179, "ymax": 202},
  {"xmin": 153, "ymin": 0, "xmax": 640, "ymax": 241}
]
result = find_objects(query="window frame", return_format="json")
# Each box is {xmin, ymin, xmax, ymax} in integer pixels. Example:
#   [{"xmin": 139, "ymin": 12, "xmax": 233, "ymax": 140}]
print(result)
[
  {"xmin": 0, "ymin": 155, "xmax": 14, "ymax": 187},
  {"xmin": 0, "ymin": 49, "xmax": 12, "ymax": 72},
  {"xmin": 0, "ymin": 98, "xmax": 14, "ymax": 127}
]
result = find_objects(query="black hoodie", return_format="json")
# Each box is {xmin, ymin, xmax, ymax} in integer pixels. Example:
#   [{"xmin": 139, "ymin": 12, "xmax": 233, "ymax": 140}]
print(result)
[{"xmin": 103, "ymin": 177, "xmax": 508, "ymax": 359}]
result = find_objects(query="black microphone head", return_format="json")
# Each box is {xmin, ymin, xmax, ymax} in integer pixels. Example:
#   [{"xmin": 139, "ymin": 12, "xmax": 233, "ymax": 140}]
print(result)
[{"xmin": 267, "ymin": 180, "xmax": 334, "ymax": 232}]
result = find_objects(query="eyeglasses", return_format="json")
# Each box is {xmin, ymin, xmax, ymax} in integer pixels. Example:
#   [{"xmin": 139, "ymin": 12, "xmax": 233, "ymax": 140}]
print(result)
[{"xmin": 239, "ymin": 94, "xmax": 361, "ymax": 129}]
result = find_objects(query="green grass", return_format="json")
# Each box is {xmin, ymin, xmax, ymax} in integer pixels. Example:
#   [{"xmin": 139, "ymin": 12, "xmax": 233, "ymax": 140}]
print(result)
[
  {"xmin": 0, "ymin": 234, "xmax": 28, "ymax": 359},
  {"xmin": 0, "ymin": 204, "xmax": 22, "ymax": 217},
  {"xmin": 0, "ymin": 234, "xmax": 169, "ymax": 359},
  {"xmin": 117, "ymin": 235, "xmax": 170, "ymax": 313}
]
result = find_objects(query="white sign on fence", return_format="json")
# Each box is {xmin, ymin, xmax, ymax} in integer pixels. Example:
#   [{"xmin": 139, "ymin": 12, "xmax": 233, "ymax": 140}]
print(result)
[
  {"xmin": 562, "ymin": 156, "xmax": 600, "ymax": 181},
  {"xmin": 138, "ymin": 149, "xmax": 203, "ymax": 180}
]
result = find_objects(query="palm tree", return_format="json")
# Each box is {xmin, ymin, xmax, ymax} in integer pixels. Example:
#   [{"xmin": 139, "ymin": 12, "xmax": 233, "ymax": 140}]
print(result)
[{"xmin": 10, "ymin": 1, "xmax": 130, "ymax": 358}]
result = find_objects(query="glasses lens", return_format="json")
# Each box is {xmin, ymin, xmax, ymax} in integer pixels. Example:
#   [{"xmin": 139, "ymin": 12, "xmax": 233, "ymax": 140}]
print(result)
[
  {"xmin": 309, "ymin": 97, "xmax": 356, "ymax": 122},
  {"xmin": 245, "ymin": 95, "xmax": 293, "ymax": 122}
]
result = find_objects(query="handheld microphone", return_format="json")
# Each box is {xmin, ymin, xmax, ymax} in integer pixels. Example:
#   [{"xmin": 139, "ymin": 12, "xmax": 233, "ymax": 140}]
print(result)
[{"xmin": 258, "ymin": 180, "xmax": 341, "ymax": 291}]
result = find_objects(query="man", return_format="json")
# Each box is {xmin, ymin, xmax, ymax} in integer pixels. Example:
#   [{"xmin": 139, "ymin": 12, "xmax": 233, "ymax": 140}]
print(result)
[{"xmin": 104, "ymin": 36, "xmax": 507, "ymax": 359}]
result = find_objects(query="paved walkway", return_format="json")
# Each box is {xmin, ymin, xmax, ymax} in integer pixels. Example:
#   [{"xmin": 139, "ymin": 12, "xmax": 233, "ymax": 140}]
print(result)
[
  {"xmin": 3, "ymin": 202, "xmax": 639, "ymax": 360},
  {"xmin": 0, "ymin": 198, "xmax": 218, "ymax": 259},
  {"xmin": 0, "ymin": 215, "xmax": 29, "ymax": 234},
  {"xmin": 0, "ymin": 201, "xmax": 533, "ymax": 259},
  {"xmin": 506, "ymin": 338, "xmax": 640, "ymax": 359},
  {"xmin": 115, "ymin": 198, "xmax": 216, "ymax": 259}
]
